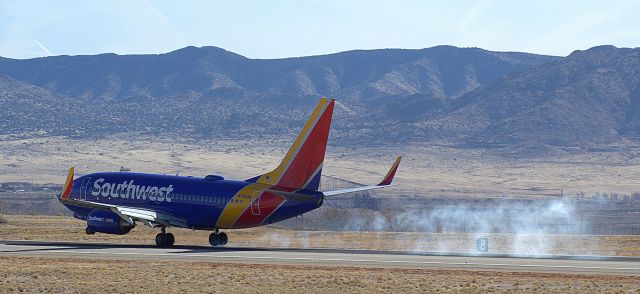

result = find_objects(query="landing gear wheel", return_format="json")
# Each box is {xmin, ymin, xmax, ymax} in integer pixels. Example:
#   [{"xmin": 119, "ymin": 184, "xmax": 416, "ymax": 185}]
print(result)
[
  {"xmin": 218, "ymin": 232, "xmax": 228, "ymax": 245},
  {"xmin": 209, "ymin": 232, "xmax": 228, "ymax": 246},
  {"xmin": 209, "ymin": 232, "xmax": 220, "ymax": 246},
  {"xmin": 85, "ymin": 227, "xmax": 95, "ymax": 235},
  {"xmin": 155, "ymin": 233, "xmax": 166, "ymax": 247},
  {"xmin": 155, "ymin": 232, "xmax": 175, "ymax": 248},
  {"xmin": 165, "ymin": 233, "xmax": 175, "ymax": 247}
]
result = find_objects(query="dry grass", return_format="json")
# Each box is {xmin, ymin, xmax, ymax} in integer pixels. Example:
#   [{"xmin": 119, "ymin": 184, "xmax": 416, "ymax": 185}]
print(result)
[
  {"xmin": 2, "ymin": 215, "xmax": 640, "ymax": 256},
  {"xmin": 4, "ymin": 136, "xmax": 640, "ymax": 197},
  {"xmin": 0, "ymin": 256, "xmax": 638, "ymax": 293}
]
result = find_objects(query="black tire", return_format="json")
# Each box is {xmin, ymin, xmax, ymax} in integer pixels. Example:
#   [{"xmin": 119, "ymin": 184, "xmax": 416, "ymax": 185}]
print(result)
[
  {"xmin": 155, "ymin": 233, "xmax": 166, "ymax": 248},
  {"xmin": 85, "ymin": 227, "xmax": 95, "ymax": 235},
  {"xmin": 165, "ymin": 233, "xmax": 175, "ymax": 247},
  {"xmin": 208, "ymin": 233, "xmax": 219, "ymax": 246},
  {"xmin": 219, "ymin": 232, "xmax": 228, "ymax": 246}
]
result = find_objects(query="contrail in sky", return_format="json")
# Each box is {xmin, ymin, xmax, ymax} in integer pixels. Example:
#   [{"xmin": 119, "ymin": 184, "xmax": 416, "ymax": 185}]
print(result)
[{"xmin": 34, "ymin": 40, "xmax": 53, "ymax": 56}]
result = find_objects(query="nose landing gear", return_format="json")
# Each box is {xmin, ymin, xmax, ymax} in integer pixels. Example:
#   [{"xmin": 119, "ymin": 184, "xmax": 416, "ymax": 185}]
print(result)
[
  {"xmin": 209, "ymin": 230, "xmax": 228, "ymax": 246},
  {"xmin": 155, "ymin": 227, "xmax": 175, "ymax": 248}
]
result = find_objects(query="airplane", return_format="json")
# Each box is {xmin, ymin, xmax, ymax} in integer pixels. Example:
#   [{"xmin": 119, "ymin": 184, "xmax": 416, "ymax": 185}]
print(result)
[{"xmin": 58, "ymin": 98, "xmax": 401, "ymax": 247}]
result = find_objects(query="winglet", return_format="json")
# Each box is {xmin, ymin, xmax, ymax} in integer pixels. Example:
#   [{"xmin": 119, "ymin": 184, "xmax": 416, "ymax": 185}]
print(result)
[
  {"xmin": 378, "ymin": 156, "xmax": 402, "ymax": 186},
  {"xmin": 60, "ymin": 167, "xmax": 74, "ymax": 201}
]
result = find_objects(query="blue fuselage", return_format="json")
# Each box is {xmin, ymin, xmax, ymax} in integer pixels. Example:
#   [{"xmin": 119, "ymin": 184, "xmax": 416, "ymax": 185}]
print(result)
[{"xmin": 63, "ymin": 172, "xmax": 323, "ymax": 230}]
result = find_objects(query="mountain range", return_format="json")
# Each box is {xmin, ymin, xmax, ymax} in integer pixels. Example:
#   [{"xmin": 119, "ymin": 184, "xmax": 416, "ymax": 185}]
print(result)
[{"xmin": 1, "ymin": 45, "xmax": 638, "ymax": 154}]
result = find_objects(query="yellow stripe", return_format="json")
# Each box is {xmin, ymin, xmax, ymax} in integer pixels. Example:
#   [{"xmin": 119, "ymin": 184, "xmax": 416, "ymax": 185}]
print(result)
[
  {"xmin": 256, "ymin": 98, "xmax": 329, "ymax": 186},
  {"xmin": 215, "ymin": 183, "xmax": 269, "ymax": 228}
]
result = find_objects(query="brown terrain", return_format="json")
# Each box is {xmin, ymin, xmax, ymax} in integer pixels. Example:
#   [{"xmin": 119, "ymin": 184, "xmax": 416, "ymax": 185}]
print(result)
[
  {"xmin": 1, "ymin": 257, "xmax": 639, "ymax": 293},
  {"xmin": 1, "ymin": 215, "xmax": 640, "ymax": 293},
  {"xmin": 3, "ymin": 136, "xmax": 640, "ymax": 198}
]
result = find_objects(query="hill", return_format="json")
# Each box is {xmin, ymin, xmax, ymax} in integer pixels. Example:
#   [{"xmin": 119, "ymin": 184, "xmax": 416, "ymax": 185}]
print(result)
[
  {"xmin": 0, "ymin": 46, "xmax": 558, "ymax": 146},
  {"xmin": 9, "ymin": 45, "xmax": 640, "ymax": 153},
  {"xmin": 434, "ymin": 45, "xmax": 640, "ymax": 152}
]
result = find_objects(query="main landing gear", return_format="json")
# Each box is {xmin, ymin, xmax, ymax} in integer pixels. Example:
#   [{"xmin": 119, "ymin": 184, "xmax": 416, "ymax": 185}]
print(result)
[
  {"xmin": 209, "ymin": 230, "xmax": 228, "ymax": 246},
  {"xmin": 155, "ymin": 227, "xmax": 175, "ymax": 248}
]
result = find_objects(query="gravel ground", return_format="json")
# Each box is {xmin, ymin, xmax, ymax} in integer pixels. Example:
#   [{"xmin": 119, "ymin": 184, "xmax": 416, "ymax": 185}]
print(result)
[{"xmin": 0, "ymin": 257, "xmax": 638, "ymax": 293}]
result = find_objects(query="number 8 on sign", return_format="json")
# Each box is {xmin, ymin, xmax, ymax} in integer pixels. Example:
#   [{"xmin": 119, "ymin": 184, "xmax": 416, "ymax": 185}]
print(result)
[{"xmin": 476, "ymin": 238, "xmax": 488, "ymax": 252}]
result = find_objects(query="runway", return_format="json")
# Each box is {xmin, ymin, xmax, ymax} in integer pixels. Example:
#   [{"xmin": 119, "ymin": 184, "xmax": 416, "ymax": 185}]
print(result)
[{"xmin": 1, "ymin": 240, "xmax": 639, "ymax": 275}]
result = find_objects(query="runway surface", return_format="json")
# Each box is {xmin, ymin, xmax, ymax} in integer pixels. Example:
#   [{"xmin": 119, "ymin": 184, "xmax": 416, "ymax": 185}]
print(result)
[{"xmin": 1, "ymin": 240, "xmax": 639, "ymax": 275}]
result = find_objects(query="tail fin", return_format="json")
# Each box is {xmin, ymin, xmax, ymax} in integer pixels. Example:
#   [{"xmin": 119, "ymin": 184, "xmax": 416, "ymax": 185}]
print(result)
[{"xmin": 248, "ymin": 98, "xmax": 335, "ymax": 190}]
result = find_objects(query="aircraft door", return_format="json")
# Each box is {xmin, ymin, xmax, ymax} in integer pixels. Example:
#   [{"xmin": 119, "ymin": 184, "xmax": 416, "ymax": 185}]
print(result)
[
  {"xmin": 251, "ymin": 191, "xmax": 261, "ymax": 215},
  {"xmin": 79, "ymin": 177, "xmax": 92, "ymax": 200}
]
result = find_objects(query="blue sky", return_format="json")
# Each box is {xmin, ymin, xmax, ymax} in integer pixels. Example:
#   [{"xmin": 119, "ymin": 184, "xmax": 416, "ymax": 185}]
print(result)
[{"xmin": 1, "ymin": 0, "xmax": 639, "ymax": 59}]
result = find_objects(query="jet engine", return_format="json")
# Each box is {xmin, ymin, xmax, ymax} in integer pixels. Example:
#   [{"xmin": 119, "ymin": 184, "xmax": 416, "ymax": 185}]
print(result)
[{"xmin": 86, "ymin": 210, "xmax": 135, "ymax": 235}]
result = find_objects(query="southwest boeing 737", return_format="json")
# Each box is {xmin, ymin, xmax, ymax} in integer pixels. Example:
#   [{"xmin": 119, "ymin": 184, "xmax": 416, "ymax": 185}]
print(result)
[{"xmin": 58, "ymin": 98, "xmax": 401, "ymax": 247}]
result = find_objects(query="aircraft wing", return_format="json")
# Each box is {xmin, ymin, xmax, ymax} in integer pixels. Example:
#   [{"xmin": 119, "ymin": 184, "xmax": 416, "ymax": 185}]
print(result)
[
  {"xmin": 322, "ymin": 156, "xmax": 401, "ymax": 197},
  {"xmin": 63, "ymin": 198, "xmax": 188, "ymax": 228}
]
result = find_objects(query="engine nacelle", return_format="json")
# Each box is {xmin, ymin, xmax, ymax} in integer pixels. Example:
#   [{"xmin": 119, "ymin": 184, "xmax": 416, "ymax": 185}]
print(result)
[{"xmin": 86, "ymin": 210, "xmax": 135, "ymax": 235}]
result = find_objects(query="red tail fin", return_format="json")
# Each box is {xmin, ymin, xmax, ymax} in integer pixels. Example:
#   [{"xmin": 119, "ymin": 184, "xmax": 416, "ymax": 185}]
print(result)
[{"xmin": 251, "ymin": 98, "xmax": 334, "ymax": 190}]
